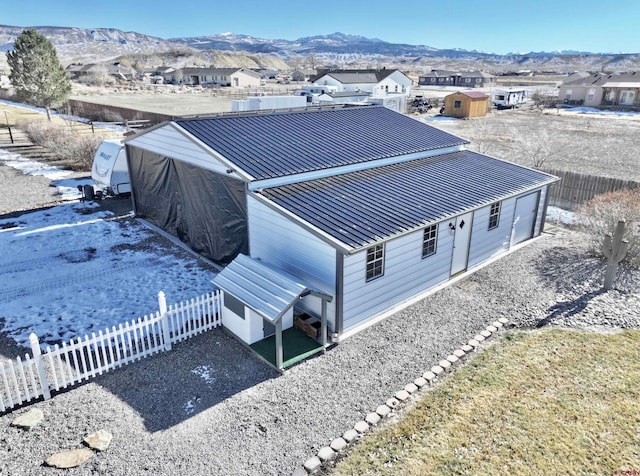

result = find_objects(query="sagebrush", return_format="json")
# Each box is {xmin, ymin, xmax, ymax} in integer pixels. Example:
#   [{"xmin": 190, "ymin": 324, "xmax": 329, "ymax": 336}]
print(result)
[
  {"xmin": 577, "ymin": 189, "xmax": 640, "ymax": 268},
  {"xmin": 17, "ymin": 119, "xmax": 103, "ymax": 171}
]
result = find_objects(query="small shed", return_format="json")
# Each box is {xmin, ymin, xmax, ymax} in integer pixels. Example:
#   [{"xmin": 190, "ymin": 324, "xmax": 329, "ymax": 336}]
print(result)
[{"xmin": 444, "ymin": 91, "xmax": 489, "ymax": 118}]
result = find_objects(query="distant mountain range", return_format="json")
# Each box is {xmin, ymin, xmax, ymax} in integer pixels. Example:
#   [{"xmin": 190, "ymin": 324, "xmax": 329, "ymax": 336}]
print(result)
[{"xmin": 1, "ymin": 25, "xmax": 640, "ymax": 73}]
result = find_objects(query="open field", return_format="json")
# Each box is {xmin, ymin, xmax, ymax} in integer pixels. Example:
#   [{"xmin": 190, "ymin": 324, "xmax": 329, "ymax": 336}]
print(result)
[
  {"xmin": 68, "ymin": 83, "xmax": 300, "ymax": 117},
  {"xmin": 431, "ymin": 109, "xmax": 640, "ymax": 181},
  {"xmin": 333, "ymin": 328, "xmax": 640, "ymax": 475}
]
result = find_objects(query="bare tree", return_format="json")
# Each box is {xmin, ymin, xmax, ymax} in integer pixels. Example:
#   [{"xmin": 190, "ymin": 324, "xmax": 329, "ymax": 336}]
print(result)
[{"xmin": 516, "ymin": 126, "xmax": 557, "ymax": 168}]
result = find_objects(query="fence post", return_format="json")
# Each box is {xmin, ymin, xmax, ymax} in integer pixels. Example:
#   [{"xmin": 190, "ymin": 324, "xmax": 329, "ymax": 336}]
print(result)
[
  {"xmin": 158, "ymin": 291, "xmax": 172, "ymax": 351},
  {"xmin": 29, "ymin": 333, "xmax": 51, "ymax": 400}
]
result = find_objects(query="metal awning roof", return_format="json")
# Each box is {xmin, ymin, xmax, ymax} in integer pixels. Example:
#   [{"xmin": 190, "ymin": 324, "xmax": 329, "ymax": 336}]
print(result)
[
  {"xmin": 211, "ymin": 254, "xmax": 332, "ymax": 323},
  {"xmin": 257, "ymin": 150, "xmax": 558, "ymax": 252}
]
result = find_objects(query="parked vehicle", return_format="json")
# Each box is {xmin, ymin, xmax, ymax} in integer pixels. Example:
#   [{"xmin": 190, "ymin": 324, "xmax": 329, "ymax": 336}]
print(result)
[
  {"xmin": 90, "ymin": 139, "xmax": 130, "ymax": 196},
  {"xmin": 493, "ymin": 88, "xmax": 528, "ymax": 109}
]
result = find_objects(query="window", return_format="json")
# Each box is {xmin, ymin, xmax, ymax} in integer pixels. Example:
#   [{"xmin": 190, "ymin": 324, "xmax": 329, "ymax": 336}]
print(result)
[
  {"xmin": 422, "ymin": 225, "xmax": 438, "ymax": 258},
  {"xmin": 431, "ymin": 78, "xmax": 436, "ymax": 82},
  {"xmin": 454, "ymin": 100, "xmax": 462, "ymax": 108},
  {"xmin": 366, "ymin": 244, "xmax": 385, "ymax": 281},
  {"xmin": 224, "ymin": 293, "xmax": 245, "ymax": 318},
  {"xmin": 488, "ymin": 202, "xmax": 501, "ymax": 230},
  {"xmin": 465, "ymin": 78, "xmax": 471, "ymax": 83}
]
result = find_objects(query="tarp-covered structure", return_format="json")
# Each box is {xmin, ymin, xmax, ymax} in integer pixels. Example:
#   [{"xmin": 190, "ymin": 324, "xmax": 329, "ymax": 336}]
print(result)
[{"xmin": 127, "ymin": 147, "xmax": 247, "ymax": 265}]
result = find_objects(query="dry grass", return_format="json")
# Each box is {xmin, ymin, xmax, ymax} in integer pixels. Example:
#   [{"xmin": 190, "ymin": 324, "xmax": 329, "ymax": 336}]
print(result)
[
  {"xmin": 1, "ymin": 102, "xmax": 119, "ymax": 171},
  {"xmin": 333, "ymin": 329, "xmax": 640, "ymax": 476},
  {"xmin": 434, "ymin": 111, "xmax": 640, "ymax": 181}
]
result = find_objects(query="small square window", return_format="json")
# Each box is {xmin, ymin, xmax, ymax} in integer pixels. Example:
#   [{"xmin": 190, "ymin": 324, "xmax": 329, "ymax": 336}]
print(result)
[
  {"xmin": 366, "ymin": 244, "xmax": 385, "ymax": 281},
  {"xmin": 224, "ymin": 293, "xmax": 245, "ymax": 318},
  {"xmin": 488, "ymin": 202, "xmax": 501, "ymax": 230},
  {"xmin": 422, "ymin": 224, "xmax": 438, "ymax": 258},
  {"xmin": 454, "ymin": 100, "xmax": 461, "ymax": 108}
]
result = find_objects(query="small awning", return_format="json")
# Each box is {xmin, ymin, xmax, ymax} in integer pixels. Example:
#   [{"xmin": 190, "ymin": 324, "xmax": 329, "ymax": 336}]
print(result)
[{"xmin": 212, "ymin": 254, "xmax": 332, "ymax": 323}]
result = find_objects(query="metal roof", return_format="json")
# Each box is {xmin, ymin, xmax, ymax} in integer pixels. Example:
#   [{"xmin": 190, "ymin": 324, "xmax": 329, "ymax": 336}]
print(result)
[
  {"xmin": 257, "ymin": 150, "xmax": 558, "ymax": 252},
  {"xmin": 211, "ymin": 254, "xmax": 332, "ymax": 323},
  {"xmin": 175, "ymin": 106, "xmax": 468, "ymax": 181},
  {"xmin": 460, "ymin": 91, "xmax": 488, "ymax": 99},
  {"xmin": 309, "ymin": 69, "xmax": 402, "ymax": 84}
]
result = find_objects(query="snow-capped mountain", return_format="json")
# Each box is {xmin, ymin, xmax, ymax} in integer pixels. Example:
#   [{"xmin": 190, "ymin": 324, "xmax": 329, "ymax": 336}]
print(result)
[
  {"xmin": 0, "ymin": 25, "xmax": 193, "ymax": 63},
  {"xmin": 2, "ymin": 25, "xmax": 640, "ymax": 73}
]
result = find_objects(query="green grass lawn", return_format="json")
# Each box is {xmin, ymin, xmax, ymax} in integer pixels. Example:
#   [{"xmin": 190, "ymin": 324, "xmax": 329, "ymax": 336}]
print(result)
[{"xmin": 333, "ymin": 329, "xmax": 640, "ymax": 475}]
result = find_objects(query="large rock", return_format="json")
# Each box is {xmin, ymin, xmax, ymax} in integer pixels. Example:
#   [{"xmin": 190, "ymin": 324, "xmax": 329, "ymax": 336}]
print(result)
[
  {"xmin": 11, "ymin": 408, "xmax": 44, "ymax": 429},
  {"xmin": 84, "ymin": 429, "xmax": 113, "ymax": 451},
  {"xmin": 45, "ymin": 448, "xmax": 93, "ymax": 468}
]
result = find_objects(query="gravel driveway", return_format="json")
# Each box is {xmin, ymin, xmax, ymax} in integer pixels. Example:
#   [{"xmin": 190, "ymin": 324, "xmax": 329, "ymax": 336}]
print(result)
[{"xmin": 1, "ymin": 146, "xmax": 639, "ymax": 475}]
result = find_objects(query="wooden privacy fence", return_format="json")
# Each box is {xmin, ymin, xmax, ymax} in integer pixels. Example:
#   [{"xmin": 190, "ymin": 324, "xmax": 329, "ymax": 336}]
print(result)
[
  {"xmin": 543, "ymin": 168, "xmax": 640, "ymax": 210},
  {"xmin": 0, "ymin": 290, "xmax": 222, "ymax": 413}
]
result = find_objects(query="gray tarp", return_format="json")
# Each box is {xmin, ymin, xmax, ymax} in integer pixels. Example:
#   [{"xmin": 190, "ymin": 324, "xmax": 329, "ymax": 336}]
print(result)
[{"xmin": 127, "ymin": 146, "xmax": 248, "ymax": 265}]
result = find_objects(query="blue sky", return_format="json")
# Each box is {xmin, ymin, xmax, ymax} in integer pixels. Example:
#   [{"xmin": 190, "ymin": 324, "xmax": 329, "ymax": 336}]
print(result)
[{"xmin": 3, "ymin": 0, "xmax": 639, "ymax": 54}]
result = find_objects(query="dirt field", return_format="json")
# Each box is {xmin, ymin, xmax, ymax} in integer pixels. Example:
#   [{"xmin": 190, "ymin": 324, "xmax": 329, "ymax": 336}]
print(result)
[
  {"xmin": 431, "ymin": 109, "xmax": 640, "ymax": 181},
  {"xmin": 69, "ymin": 83, "xmax": 299, "ymax": 117}
]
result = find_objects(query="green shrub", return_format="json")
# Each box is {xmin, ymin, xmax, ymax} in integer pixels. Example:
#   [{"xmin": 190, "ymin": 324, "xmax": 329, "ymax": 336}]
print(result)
[{"xmin": 577, "ymin": 189, "xmax": 640, "ymax": 268}]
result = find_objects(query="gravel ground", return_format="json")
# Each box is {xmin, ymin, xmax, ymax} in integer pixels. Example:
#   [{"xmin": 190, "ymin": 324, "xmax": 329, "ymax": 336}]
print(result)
[{"xmin": 1, "ymin": 143, "xmax": 639, "ymax": 475}]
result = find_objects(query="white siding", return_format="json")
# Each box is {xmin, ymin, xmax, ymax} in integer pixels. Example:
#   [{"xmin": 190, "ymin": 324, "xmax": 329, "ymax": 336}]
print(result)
[
  {"xmin": 247, "ymin": 197, "xmax": 337, "ymax": 329},
  {"xmin": 467, "ymin": 198, "xmax": 515, "ymax": 269},
  {"xmin": 126, "ymin": 125, "xmax": 232, "ymax": 175},
  {"xmin": 341, "ymin": 224, "xmax": 453, "ymax": 331}
]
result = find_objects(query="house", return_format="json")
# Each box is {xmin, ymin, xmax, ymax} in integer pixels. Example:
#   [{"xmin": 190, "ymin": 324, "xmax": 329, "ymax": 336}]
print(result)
[
  {"xmin": 309, "ymin": 69, "xmax": 413, "ymax": 98},
  {"xmin": 66, "ymin": 63, "xmax": 135, "ymax": 81},
  {"xmin": 443, "ymin": 91, "xmax": 489, "ymax": 118},
  {"xmin": 291, "ymin": 69, "xmax": 317, "ymax": 82},
  {"xmin": 163, "ymin": 67, "xmax": 262, "ymax": 87},
  {"xmin": 559, "ymin": 72, "xmax": 640, "ymax": 109},
  {"xmin": 125, "ymin": 106, "xmax": 557, "ymax": 369},
  {"xmin": 419, "ymin": 70, "xmax": 496, "ymax": 88}
]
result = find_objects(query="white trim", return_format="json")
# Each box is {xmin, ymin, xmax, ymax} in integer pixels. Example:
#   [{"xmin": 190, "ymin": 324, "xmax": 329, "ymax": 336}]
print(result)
[
  {"xmin": 249, "ymin": 146, "xmax": 464, "ymax": 191},
  {"xmin": 169, "ymin": 123, "xmax": 254, "ymax": 182}
]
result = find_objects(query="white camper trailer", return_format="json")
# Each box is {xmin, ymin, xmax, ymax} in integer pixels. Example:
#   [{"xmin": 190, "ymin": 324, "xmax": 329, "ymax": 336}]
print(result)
[
  {"xmin": 493, "ymin": 88, "xmax": 528, "ymax": 109},
  {"xmin": 91, "ymin": 139, "xmax": 130, "ymax": 196}
]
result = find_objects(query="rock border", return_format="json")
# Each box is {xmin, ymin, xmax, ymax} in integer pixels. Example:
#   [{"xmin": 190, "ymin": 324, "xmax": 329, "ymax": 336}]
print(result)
[{"xmin": 294, "ymin": 318, "xmax": 508, "ymax": 475}]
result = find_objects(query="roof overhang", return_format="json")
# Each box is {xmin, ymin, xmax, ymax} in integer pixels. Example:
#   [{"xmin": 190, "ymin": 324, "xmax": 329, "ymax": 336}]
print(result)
[{"xmin": 212, "ymin": 254, "xmax": 333, "ymax": 324}]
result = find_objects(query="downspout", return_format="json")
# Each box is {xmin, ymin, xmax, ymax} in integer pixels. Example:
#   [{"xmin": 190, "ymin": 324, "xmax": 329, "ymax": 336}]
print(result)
[{"xmin": 335, "ymin": 251, "xmax": 344, "ymax": 338}]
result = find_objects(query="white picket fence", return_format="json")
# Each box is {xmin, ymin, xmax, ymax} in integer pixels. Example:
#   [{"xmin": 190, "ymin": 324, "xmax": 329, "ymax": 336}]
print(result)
[{"xmin": 0, "ymin": 290, "xmax": 222, "ymax": 413}]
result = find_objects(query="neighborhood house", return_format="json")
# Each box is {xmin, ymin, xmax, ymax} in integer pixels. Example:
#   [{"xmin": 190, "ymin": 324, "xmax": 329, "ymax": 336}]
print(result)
[
  {"xmin": 559, "ymin": 71, "xmax": 640, "ymax": 109},
  {"xmin": 125, "ymin": 106, "xmax": 557, "ymax": 368},
  {"xmin": 418, "ymin": 70, "xmax": 496, "ymax": 88}
]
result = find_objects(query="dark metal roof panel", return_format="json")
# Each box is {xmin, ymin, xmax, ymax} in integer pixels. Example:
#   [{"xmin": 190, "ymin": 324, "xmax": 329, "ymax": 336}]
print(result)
[
  {"xmin": 258, "ymin": 150, "xmax": 558, "ymax": 250},
  {"xmin": 175, "ymin": 107, "xmax": 468, "ymax": 180}
]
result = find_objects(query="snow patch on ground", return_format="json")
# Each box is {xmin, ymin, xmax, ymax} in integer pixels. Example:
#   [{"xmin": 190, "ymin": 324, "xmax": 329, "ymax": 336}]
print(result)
[
  {"xmin": 547, "ymin": 206, "xmax": 578, "ymax": 225},
  {"xmin": 191, "ymin": 365, "xmax": 216, "ymax": 385},
  {"xmin": 0, "ymin": 152, "xmax": 216, "ymax": 348}
]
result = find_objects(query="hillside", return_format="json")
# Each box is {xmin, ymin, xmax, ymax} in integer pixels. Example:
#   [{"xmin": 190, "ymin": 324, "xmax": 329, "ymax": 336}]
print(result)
[
  {"xmin": 2, "ymin": 25, "xmax": 640, "ymax": 74},
  {"xmin": 0, "ymin": 25, "xmax": 289, "ymax": 72}
]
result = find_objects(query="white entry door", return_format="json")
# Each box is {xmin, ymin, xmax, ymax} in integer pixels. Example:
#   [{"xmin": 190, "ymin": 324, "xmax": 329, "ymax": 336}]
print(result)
[
  {"xmin": 511, "ymin": 192, "xmax": 540, "ymax": 246},
  {"xmin": 450, "ymin": 212, "xmax": 473, "ymax": 276}
]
